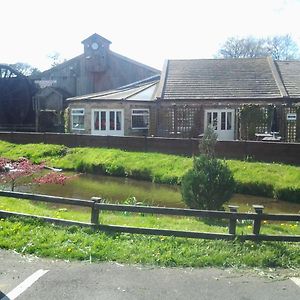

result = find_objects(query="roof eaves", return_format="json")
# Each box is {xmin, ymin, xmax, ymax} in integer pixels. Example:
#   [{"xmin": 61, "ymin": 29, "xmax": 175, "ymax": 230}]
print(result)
[
  {"xmin": 267, "ymin": 57, "xmax": 289, "ymax": 98},
  {"xmin": 81, "ymin": 33, "xmax": 112, "ymax": 45},
  {"xmin": 155, "ymin": 59, "xmax": 169, "ymax": 99},
  {"xmin": 39, "ymin": 54, "xmax": 83, "ymax": 76},
  {"xmin": 110, "ymin": 51, "xmax": 160, "ymax": 74},
  {"xmin": 162, "ymin": 95, "xmax": 285, "ymax": 100}
]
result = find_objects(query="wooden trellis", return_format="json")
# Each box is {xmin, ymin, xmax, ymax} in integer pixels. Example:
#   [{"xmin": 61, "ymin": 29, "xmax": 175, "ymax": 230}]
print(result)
[{"xmin": 158, "ymin": 105, "xmax": 202, "ymax": 138}]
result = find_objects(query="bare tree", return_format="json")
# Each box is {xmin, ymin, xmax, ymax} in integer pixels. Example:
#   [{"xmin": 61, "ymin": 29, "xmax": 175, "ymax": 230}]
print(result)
[
  {"xmin": 9, "ymin": 62, "xmax": 41, "ymax": 76},
  {"xmin": 217, "ymin": 36, "xmax": 266, "ymax": 58},
  {"xmin": 216, "ymin": 35, "xmax": 300, "ymax": 60},
  {"xmin": 266, "ymin": 35, "xmax": 300, "ymax": 60},
  {"xmin": 47, "ymin": 51, "xmax": 66, "ymax": 67}
]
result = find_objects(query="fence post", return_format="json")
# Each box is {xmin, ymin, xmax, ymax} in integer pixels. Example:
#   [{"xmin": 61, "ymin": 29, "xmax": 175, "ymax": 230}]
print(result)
[
  {"xmin": 228, "ymin": 205, "xmax": 239, "ymax": 235},
  {"xmin": 91, "ymin": 197, "xmax": 101, "ymax": 225},
  {"xmin": 253, "ymin": 205, "xmax": 264, "ymax": 235}
]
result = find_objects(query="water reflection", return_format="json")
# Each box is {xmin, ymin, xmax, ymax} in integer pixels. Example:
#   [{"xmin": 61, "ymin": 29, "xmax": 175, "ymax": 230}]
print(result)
[{"xmin": 17, "ymin": 173, "xmax": 300, "ymax": 214}]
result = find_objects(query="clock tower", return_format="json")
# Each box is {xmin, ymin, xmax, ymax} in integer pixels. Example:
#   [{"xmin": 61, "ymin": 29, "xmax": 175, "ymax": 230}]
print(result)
[{"xmin": 81, "ymin": 33, "xmax": 111, "ymax": 73}]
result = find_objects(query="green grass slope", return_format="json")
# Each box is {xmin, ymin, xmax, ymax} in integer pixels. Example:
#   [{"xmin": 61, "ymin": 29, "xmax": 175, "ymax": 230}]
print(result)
[{"xmin": 0, "ymin": 141, "xmax": 299, "ymax": 202}]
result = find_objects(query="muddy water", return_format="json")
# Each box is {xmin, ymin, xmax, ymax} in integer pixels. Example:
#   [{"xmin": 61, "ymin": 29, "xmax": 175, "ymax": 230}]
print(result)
[{"xmin": 20, "ymin": 173, "xmax": 300, "ymax": 214}]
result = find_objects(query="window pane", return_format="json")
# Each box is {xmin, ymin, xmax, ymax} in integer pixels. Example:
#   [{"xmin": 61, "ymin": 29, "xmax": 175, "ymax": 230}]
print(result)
[
  {"xmin": 132, "ymin": 109, "xmax": 149, "ymax": 115},
  {"xmin": 101, "ymin": 111, "xmax": 106, "ymax": 130},
  {"xmin": 221, "ymin": 112, "xmax": 226, "ymax": 130},
  {"xmin": 72, "ymin": 115, "xmax": 84, "ymax": 129},
  {"xmin": 227, "ymin": 112, "xmax": 232, "ymax": 130},
  {"xmin": 213, "ymin": 112, "xmax": 218, "ymax": 130},
  {"xmin": 132, "ymin": 115, "xmax": 149, "ymax": 128},
  {"xmin": 116, "ymin": 111, "xmax": 121, "ymax": 130},
  {"xmin": 72, "ymin": 109, "xmax": 84, "ymax": 115},
  {"xmin": 110, "ymin": 111, "xmax": 115, "ymax": 130},
  {"xmin": 207, "ymin": 112, "xmax": 212, "ymax": 126},
  {"xmin": 132, "ymin": 110, "xmax": 149, "ymax": 129},
  {"xmin": 94, "ymin": 112, "xmax": 99, "ymax": 130}
]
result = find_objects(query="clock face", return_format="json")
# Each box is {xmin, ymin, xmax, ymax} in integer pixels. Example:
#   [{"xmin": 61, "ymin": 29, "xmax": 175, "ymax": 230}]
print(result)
[{"xmin": 91, "ymin": 42, "xmax": 99, "ymax": 50}]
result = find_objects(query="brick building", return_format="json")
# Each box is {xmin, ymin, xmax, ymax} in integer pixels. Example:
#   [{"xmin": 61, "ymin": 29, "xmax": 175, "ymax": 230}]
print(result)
[{"xmin": 66, "ymin": 57, "xmax": 300, "ymax": 142}]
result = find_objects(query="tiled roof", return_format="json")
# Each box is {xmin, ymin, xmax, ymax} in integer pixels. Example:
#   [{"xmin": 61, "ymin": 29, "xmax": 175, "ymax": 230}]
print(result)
[
  {"xmin": 276, "ymin": 61, "xmax": 300, "ymax": 98},
  {"xmin": 67, "ymin": 58, "xmax": 300, "ymax": 103},
  {"xmin": 159, "ymin": 58, "xmax": 283, "ymax": 100}
]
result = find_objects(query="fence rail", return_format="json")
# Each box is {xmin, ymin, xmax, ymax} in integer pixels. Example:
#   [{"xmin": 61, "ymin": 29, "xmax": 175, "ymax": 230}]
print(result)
[{"xmin": 0, "ymin": 190, "xmax": 299, "ymax": 242}]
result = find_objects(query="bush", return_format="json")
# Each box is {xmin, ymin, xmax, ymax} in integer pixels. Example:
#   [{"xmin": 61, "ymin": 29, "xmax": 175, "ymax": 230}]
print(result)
[
  {"xmin": 199, "ymin": 125, "xmax": 218, "ymax": 158},
  {"xmin": 181, "ymin": 155, "xmax": 235, "ymax": 210},
  {"xmin": 234, "ymin": 181, "xmax": 274, "ymax": 198},
  {"xmin": 274, "ymin": 187, "xmax": 300, "ymax": 203}
]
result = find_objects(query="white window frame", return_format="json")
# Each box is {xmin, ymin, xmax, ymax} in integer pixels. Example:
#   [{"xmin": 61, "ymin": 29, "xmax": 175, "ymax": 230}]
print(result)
[
  {"xmin": 131, "ymin": 109, "xmax": 150, "ymax": 130},
  {"xmin": 91, "ymin": 109, "xmax": 124, "ymax": 136},
  {"xmin": 71, "ymin": 108, "xmax": 85, "ymax": 130},
  {"xmin": 204, "ymin": 109, "xmax": 235, "ymax": 141}
]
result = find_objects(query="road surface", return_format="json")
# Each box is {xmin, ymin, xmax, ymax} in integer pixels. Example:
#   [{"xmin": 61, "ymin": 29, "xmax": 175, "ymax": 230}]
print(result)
[{"xmin": 0, "ymin": 249, "xmax": 299, "ymax": 300}]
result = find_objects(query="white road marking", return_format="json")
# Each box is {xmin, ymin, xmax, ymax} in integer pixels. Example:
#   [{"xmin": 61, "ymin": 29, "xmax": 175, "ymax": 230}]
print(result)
[
  {"xmin": 290, "ymin": 277, "xmax": 300, "ymax": 288},
  {"xmin": 1, "ymin": 269, "xmax": 48, "ymax": 300}
]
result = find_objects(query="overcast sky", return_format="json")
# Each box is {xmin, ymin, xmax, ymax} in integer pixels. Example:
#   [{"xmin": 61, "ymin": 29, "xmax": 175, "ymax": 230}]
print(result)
[{"xmin": 1, "ymin": 0, "xmax": 300, "ymax": 71}]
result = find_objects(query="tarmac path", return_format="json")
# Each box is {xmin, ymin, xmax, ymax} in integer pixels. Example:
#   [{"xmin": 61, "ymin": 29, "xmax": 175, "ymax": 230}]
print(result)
[{"xmin": 0, "ymin": 249, "xmax": 299, "ymax": 300}]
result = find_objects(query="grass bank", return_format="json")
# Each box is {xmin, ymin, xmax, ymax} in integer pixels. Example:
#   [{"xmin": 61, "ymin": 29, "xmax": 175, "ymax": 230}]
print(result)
[
  {"xmin": 0, "ymin": 197, "xmax": 299, "ymax": 268},
  {"xmin": 0, "ymin": 141, "xmax": 300, "ymax": 202}
]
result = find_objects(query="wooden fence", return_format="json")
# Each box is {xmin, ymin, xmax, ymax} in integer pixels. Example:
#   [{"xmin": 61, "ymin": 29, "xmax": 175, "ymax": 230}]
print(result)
[{"xmin": 0, "ymin": 190, "xmax": 299, "ymax": 242}]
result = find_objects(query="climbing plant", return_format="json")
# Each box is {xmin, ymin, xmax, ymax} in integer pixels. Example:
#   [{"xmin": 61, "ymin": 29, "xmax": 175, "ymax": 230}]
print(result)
[
  {"xmin": 64, "ymin": 107, "xmax": 70, "ymax": 133},
  {"xmin": 239, "ymin": 104, "xmax": 268, "ymax": 140}
]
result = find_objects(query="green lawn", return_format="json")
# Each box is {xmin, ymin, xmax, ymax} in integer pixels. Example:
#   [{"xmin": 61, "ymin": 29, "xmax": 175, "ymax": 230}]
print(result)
[
  {"xmin": 0, "ymin": 197, "xmax": 299, "ymax": 268},
  {"xmin": 0, "ymin": 140, "xmax": 299, "ymax": 202}
]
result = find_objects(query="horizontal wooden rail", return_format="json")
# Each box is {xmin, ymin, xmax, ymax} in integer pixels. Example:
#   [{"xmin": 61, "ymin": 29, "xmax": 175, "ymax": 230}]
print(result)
[
  {"xmin": 0, "ymin": 210, "xmax": 91, "ymax": 227},
  {"xmin": 0, "ymin": 190, "xmax": 299, "ymax": 242},
  {"xmin": 0, "ymin": 190, "xmax": 94, "ymax": 207},
  {"xmin": 96, "ymin": 203, "xmax": 300, "ymax": 221},
  {"xmin": 97, "ymin": 224, "xmax": 300, "ymax": 242}
]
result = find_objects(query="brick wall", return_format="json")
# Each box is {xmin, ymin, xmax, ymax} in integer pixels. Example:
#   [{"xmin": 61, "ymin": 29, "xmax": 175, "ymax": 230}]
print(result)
[
  {"xmin": 69, "ymin": 101, "xmax": 155, "ymax": 136},
  {"xmin": 0, "ymin": 132, "xmax": 299, "ymax": 165}
]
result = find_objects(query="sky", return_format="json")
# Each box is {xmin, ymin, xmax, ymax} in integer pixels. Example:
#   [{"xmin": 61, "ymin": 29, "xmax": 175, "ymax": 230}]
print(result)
[{"xmin": 1, "ymin": 0, "xmax": 300, "ymax": 71}]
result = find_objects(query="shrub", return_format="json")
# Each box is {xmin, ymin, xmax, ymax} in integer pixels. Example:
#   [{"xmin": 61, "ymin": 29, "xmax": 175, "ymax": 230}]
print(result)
[
  {"xmin": 274, "ymin": 187, "xmax": 300, "ymax": 203},
  {"xmin": 181, "ymin": 155, "xmax": 235, "ymax": 210},
  {"xmin": 129, "ymin": 168, "xmax": 152, "ymax": 181},
  {"xmin": 199, "ymin": 125, "xmax": 218, "ymax": 158},
  {"xmin": 234, "ymin": 181, "xmax": 274, "ymax": 198},
  {"xmin": 105, "ymin": 164, "xmax": 125, "ymax": 177}
]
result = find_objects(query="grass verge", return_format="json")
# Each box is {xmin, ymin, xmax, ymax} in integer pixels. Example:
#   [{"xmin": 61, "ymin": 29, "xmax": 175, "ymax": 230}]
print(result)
[
  {"xmin": 0, "ymin": 196, "xmax": 299, "ymax": 268},
  {"xmin": 0, "ymin": 141, "xmax": 299, "ymax": 202},
  {"xmin": 0, "ymin": 217, "xmax": 299, "ymax": 269}
]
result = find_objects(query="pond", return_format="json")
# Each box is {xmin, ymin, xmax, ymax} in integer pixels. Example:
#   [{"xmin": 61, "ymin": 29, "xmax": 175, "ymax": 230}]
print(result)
[{"xmin": 16, "ymin": 172, "xmax": 300, "ymax": 214}]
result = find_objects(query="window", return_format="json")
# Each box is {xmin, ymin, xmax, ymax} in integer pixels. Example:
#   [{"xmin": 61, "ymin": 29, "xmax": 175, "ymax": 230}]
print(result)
[
  {"xmin": 71, "ymin": 109, "xmax": 85, "ymax": 130},
  {"xmin": 131, "ymin": 109, "xmax": 149, "ymax": 129},
  {"xmin": 221, "ymin": 111, "xmax": 232, "ymax": 130},
  {"xmin": 207, "ymin": 112, "xmax": 218, "ymax": 130}
]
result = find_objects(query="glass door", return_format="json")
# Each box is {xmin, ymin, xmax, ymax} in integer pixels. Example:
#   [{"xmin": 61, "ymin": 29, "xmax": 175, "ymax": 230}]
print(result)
[
  {"xmin": 92, "ymin": 109, "xmax": 124, "ymax": 136},
  {"xmin": 205, "ymin": 109, "xmax": 235, "ymax": 140}
]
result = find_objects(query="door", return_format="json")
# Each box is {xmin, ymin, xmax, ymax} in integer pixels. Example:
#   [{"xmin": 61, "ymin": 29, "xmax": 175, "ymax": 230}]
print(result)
[
  {"xmin": 92, "ymin": 109, "xmax": 124, "ymax": 136},
  {"xmin": 204, "ymin": 109, "xmax": 235, "ymax": 140}
]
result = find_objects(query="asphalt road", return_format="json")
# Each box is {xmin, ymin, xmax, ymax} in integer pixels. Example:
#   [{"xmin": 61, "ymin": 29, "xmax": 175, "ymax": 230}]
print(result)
[{"xmin": 0, "ymin": 249, "xmax": 299, "ymax": 300}]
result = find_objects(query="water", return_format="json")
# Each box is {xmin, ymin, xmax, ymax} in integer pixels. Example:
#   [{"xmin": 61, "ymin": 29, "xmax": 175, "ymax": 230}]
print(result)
[{"xmin": 19, "ymin": 172, "xmax": 300, "ymax": 214}]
